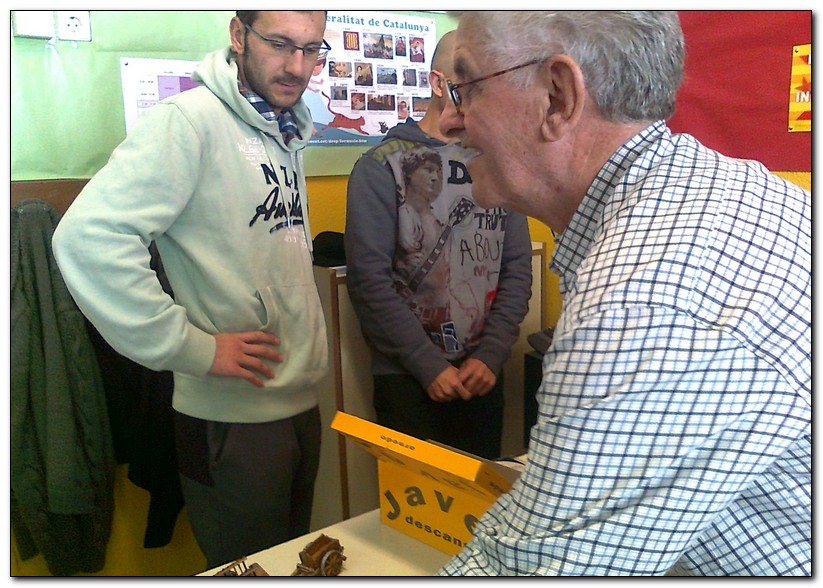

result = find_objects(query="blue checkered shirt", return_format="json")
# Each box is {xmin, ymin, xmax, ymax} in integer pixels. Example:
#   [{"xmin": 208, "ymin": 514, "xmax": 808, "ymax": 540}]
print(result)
[{"xmin": 438, "ymin": 122, "xmax": 811, "ymax": 576}]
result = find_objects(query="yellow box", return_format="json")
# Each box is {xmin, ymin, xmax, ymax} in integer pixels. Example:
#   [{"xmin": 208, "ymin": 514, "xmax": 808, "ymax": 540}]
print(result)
[{"xmin": 330, "ymin": 411, "xmax": 521, "ymax": 555}]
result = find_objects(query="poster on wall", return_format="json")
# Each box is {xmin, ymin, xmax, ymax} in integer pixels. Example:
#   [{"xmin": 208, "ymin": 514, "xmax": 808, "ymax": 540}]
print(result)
[
  {"xmin": 120, "ymin": 57, "xmax": 199, "ymax": 132},
  {"xmin": 305, "ymin": 11, "xmax": 437, "ymax": 146}
]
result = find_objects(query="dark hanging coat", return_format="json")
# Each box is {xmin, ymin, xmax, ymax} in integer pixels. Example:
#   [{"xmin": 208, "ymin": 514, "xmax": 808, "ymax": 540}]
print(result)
[{"xmin": 10, "ymin": 199, "xmax": 115, "ymax": 576}]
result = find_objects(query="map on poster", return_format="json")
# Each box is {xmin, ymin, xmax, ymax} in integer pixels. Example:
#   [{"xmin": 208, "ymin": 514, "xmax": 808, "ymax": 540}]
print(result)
[{"xmin": 119, "ymin": 11, "xmax": 436, "ymax": 147}]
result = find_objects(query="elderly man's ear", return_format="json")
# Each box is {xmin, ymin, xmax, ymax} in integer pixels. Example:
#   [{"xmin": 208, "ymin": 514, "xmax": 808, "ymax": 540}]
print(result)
[{"xmin": 539, "ymin": 55, "xmax": 586, "ymax": 142}]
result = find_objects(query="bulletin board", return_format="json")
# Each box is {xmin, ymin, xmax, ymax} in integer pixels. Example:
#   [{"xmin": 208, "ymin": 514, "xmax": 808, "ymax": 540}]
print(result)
[{"xmin": 667, "ymin": 10, "xmax": 811, "ymax": 172}]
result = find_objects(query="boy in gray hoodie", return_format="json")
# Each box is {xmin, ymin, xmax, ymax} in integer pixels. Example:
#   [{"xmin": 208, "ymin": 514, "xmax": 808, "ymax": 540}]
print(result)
[{"xmin": 345, "ymin": 32, "xmax": 532, "ymax": 459}]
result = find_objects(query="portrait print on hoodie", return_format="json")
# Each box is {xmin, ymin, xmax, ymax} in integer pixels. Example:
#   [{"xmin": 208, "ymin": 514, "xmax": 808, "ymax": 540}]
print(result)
[{"xmin": 386, "ymin": 144, "xmax": 509, "ymax": 357}]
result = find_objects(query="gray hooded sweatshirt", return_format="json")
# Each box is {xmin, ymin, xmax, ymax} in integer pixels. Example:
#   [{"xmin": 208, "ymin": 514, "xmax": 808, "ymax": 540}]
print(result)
[{"xmin": 345, "ymin": 118, "xmax": 532, "ymax": 389}]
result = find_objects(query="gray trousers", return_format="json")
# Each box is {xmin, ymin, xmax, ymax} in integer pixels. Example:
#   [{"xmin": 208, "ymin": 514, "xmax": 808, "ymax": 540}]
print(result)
[{"xmin": 175, "ymin": 406, "xmax": 321, "ymax": 570}]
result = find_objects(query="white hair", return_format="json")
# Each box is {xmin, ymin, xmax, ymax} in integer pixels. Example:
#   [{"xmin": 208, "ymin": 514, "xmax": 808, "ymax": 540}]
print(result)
[{"xmin": 453, "ymin": 11, "xmax": 685, "ymax": 123}]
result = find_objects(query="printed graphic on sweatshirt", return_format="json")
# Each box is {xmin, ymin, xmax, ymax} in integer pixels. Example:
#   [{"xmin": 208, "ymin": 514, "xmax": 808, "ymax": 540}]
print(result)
[
  {"xmin": 248, "ymin": 162, "xmax": 304, "ymax": 234},
  {"xmin": 389, "ymin": 146, "xmax": 508, "ymax": 355}
]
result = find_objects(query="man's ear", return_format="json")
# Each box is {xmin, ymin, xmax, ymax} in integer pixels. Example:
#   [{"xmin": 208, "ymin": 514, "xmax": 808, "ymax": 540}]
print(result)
[
  {"xmin": 540, "ymin": 55, "xmax": 586, "ymax": 141},
  {"xmin": 229, "ymin": 16, "xmax": 246, "ymax": 55}
]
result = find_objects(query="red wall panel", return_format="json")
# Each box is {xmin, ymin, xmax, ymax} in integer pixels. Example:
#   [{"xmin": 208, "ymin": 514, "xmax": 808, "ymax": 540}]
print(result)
[{"xmin": 668, "ymin": 10, "xmax": 811, "ymax": 171}]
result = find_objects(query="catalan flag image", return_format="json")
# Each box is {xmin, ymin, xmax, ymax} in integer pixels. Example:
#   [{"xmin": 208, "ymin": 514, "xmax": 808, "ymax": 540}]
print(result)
[{"xmin": 789, "ymin": 44, "xmax": 811, "ymax": 132}]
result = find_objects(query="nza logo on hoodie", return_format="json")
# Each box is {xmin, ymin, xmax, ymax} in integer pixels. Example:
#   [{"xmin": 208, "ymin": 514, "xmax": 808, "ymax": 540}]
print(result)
[{"xmin": 249, "ymin": 162, "xmax": 304, "ymax": 233}]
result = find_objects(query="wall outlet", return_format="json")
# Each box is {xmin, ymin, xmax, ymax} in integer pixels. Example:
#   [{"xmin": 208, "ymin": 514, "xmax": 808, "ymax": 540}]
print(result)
[{"xmin": 56, "ymin": 11, "xmax": 92, "ymax": 42}]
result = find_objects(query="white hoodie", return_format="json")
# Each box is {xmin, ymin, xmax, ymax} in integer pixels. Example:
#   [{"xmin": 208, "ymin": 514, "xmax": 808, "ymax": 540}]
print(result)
[{"xmin": 52, "ymin": 47, "xmax": 328, "ymax": 423}]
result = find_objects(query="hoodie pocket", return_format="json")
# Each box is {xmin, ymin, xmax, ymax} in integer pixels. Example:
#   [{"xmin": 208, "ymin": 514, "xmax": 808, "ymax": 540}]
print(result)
[{"xmin": 256, "ymin": 282, "xmax": 329, "ymax": 389}]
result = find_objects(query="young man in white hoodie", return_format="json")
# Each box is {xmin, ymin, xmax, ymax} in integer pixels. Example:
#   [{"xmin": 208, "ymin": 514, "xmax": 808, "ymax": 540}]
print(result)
[{"xmin": 52, "ymin": 11, "xmax": 329, "ymax": 569}]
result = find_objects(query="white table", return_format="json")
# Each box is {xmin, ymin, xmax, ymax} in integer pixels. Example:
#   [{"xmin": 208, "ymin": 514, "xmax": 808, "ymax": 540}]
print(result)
[{"xmin": 201, "ymin": 509, "xmax": 452, "ymax": 576}]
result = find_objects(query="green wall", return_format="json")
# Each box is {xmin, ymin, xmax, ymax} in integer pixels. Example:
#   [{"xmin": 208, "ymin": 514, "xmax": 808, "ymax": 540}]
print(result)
[{"xmin": 10, "ymin": 10, "xmax": 458, "ymax": 181}]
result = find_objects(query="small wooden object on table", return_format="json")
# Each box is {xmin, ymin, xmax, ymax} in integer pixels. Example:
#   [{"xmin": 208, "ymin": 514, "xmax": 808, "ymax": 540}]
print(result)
[
  {"xmin": 212, "ymin": 556, "xmax": 269, "ymax": 576},
  {"xmin": 290, "ymin": 534, "xmax": 347, "ymax": 577}
]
